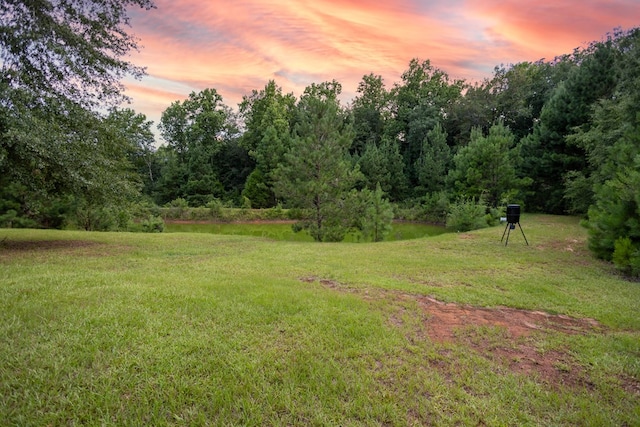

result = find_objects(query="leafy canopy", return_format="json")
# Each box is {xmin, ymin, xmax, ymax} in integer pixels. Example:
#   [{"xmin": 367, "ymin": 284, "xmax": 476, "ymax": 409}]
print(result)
[{"xmin": 1, "ymin": 0, "xmax": 155, "ymax": 107}]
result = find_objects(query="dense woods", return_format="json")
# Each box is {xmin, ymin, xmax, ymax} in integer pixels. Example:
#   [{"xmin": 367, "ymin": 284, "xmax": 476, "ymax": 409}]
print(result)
[{"xmin": 0, "ymin": 2, "xmax": 638, "ymax": 274}]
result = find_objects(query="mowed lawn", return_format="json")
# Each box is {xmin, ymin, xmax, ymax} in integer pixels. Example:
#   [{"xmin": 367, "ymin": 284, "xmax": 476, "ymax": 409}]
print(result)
[{"xmin": 1, "ymin": 215, "xmax": 639, "ymax": 426}]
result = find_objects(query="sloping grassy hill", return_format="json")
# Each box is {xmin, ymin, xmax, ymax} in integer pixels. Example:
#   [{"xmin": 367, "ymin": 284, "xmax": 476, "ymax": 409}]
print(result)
[{"xmin": 1, "ymin": 215, "xmax": 638, "ymax": 425}]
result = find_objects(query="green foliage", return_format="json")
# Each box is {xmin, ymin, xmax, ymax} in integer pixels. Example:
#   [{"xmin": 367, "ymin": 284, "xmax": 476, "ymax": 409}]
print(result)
[
  {"xmin": 0, "ymin": 182, "xmax": 37, "ymax": 228},
  {"xmin": 0, "ymin": 0, "xmax": 155, "ymax": 222},
  {"xmin": 163, "ymin": 198, "xmax": 189, "ymax": 218},
  {"xmin": 414, "ymin": 122, "xmax": 451, "ymax": 195},
  {"xmin": 586, "ymin": 155, "xmax": 640, "ymax": 276},
  {"xmin": 0, "ymin": 0, "xmax": 155, "ymax": 108},
  {"xmin": 167, "ymin": 198, "xmax": 189, "ymax": 208},
  {"xmin": 3, "ymin": 217, "xmax": 639, "ymax": 425},
  {"xmin": 206, "ymin": 199, "xmax": 224, "ymax": 218},
  {"xmin": 350, "ymin": 73, "xmax": 390, "ymax": 155},
  {"xmin": 140, "ymin": 215, "xmax": 165, "ymax": 233},
  {"xmin": 239, "ymin": 81, "xmax": 295, "ymax": 206},
  {"xmin": 563, "ymin": 171, "xmax": 594, "ymax": 216},
  {"xmin": 241, "ymin": 168, "xmax": 275, "ymax": 209},
  {"xmin": 105, "ymin": 108, "xmax": 158, "ymax": 195},
  {"xmin": 518, "ymin": 35, "xmax": 619, "ymax": 214},
  {"xmin": 274, "ymin": 83, "xmax": 361, "ymax": 242},
  {"xmin": 71, "ymin": 203, "xmax": 124, "ymax": 232},
  {"xmin": 448, "ymin": 121, "xmax": 522, "ymax": 207},
  {"xmin": 386, "ymin": 59, "xmax": 464, "ymax": 197},
  {"xmin": 421, "ymin": 191, "xmax": 451, "ymax": 224},
  {"xmin": 357, "ymin": 137, "xmax": 407, "ymax": 200},
  {"xmin": 569, "ymin": 28, "xmax": 640, "ymax": 276},
  {"xmin": 286, "ymin": 207, "xmax": 307, "ymax": 220},
  {"xmin": 129, "ymin": 199, "xmax": 161, "ymax": 219},
  {"xmin": 1, "ymin": 90, "xmax": 142, "ymax": 210},
  {"xmin": 446, "ymin": 198, "xmax": 489, "ymax": 232},
  {"xmin": 157, "ymin": 88, "xmax": 243, "ymax": 206},
  {"xmin": 0, "ymin": 209, "xmax": 37, "ymax": 229},
  {"xmin": 355, "ymin": 184, "xmax": 395, "ymax": 242},
  {"xmin": 612, "ymin": 237, "xmax": 640, "ymax": 277}
]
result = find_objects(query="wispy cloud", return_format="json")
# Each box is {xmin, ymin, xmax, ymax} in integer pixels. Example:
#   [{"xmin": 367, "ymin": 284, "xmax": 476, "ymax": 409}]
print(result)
[{"xmin": 124, "ymin": 0, "xmax": 639, "ymax": 132}]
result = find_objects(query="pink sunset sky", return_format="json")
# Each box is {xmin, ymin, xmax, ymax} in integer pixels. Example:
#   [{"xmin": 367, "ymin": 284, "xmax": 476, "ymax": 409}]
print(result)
[{"xmin": 123, "ymin": 0, "xmax": 639, "ymax": 139}]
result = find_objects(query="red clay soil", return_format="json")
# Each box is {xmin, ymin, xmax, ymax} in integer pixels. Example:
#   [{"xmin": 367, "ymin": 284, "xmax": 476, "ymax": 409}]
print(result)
[
  {"xmin": 412, "ymin": 295, "xmax": 603, "ymax": 342},
  {"xmin": 409, "ymin": 295, "xmax": 606, "ymax": 390},
  {"xmin": 306, "ymin": 277, "xmax": 639, "ymax": 393}
]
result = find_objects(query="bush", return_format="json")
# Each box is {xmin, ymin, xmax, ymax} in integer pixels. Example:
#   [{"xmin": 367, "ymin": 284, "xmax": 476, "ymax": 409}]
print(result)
[
  {"xmin": 73, "ymin": 205, "xmax": 117, "ymax": 231},
  {"xmin": 262, "ymin": 204, "xmax": 284, "ymax": 220},
  {"xmin": 130, "ymin": 200, "xmax": 161, "ymax": 218},
  {"xmin": 241, "ymin": 169, "xmax": 275, "ymax": 209},
  {"xmin": 164, "ymin": 198, "xmax": 189, "ymax": 219},
  {"xmin": 206, "ymin": 199, "xmax": 224, "ymax": 219},
  {"xmin": 287, "ymin": 208, "xmax": 307, "ymax": 220},
  {"xmin": 188, "ymin": 207, "xmax": 212, "ymax": 221},
  {"xmin": 141, "ymin": 215, "xmax": 165, "ymax": 233},
  {"xmin": 422, "ymin": 192, "xmax": 450, "ymax": 224},
  {"xmin": 0, "ymin": 209, "xmax": 38, "ymax": 228},
  {"xmin": 446, "ymin": 198, "xmax": 489, "ymax": 232},
  {"xmin": 612, "ymin": 237, "xmax": 640, "ymax": 278}
]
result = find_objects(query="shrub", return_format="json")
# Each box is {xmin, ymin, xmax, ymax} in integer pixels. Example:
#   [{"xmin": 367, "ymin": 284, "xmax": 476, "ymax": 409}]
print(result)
[
  {"xmin": 188, "ymin": 207, "xmax": 212, "ymax": 221},
  {"xmin": 287, "ymin": 208, "xmax": 307, "ymax": 220},
  {"xmin": 164, "ymin": 198, "xmax": 189, "ymax": 219},
  {"xmin": 130, "ymin": 200, "xmax": 161, "ymax": 218},
  {"xmin": 141, "ymin": 215, "xmax": 165, "ymax": 233},
  {"xmin": 612, "ymin": 237, "xmax": 640, "ymax": 278},
  {"xmin": 0, "ymin": 209, "xmax": 38, "ymax": 228},
  {"xmin": 264, "ymin": 204, "xmax": 284, "ymax": 220},
  {"xmin": 446, "ymin": 198, "xmax": 489, "ymax": 232},
  {"xmin": 422, "ymin": 191, "xmax": 450, "ymax": 224},
  {"xmin": 206, "ymin": 199, "xmax": 224, "ymax": 219}
]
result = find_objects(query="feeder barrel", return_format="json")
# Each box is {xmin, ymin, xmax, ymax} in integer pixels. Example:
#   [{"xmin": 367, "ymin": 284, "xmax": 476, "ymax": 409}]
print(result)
[{"xmin": 506, "ymin": 204, "xmax": 521, "ymax": 223}]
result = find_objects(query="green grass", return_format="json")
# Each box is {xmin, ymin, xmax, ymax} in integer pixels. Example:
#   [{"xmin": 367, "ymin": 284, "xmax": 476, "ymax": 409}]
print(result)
[
  {"xmin": 164, "ymin": 221, "xmax": 448, "ymax": 242},
  {"xmin": 1, "ymin": 214, "xmax": 639, "ymax": 426}
]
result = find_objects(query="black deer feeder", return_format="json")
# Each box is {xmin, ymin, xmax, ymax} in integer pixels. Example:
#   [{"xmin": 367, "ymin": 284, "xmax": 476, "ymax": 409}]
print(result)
[{"xmin": 501, "ymin": 204, "xmax": 529, "ymax": 246}]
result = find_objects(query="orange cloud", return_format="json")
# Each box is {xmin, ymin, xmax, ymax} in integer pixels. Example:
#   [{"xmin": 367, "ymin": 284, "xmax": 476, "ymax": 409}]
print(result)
[
  {"xmin": 465, "ymin": 0, "xmax": 639, "ymax": 60},
  {"xmin": 123, "ymin": 0, "xmax": 638, "ymax": 140}
]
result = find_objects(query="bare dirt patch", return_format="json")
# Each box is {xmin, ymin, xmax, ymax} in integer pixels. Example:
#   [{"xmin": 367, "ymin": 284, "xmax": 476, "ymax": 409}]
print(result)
[
  {"xmin": 0, "ymin": 239, "xmax": 97, "ymax": 252},
  {"xmin": 410, "ymin": 295, "xmax": 606, "ymax": 390},
  {"xmin": 412, "ymin": 295, "xmax": 603, "ymax": 342},
  {"xmin": 303, "ymin": 276, "xmax": 629, "ymax": 391}
]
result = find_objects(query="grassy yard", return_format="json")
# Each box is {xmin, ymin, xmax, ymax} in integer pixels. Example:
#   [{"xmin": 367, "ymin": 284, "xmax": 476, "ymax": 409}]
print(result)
[
  {"xmin": 1, "ymin": 215, "xmax": 638, "ymax": 426},
  {"xmin": 163, "ymin": 221, "xmax": 448, "ymax": 242}
]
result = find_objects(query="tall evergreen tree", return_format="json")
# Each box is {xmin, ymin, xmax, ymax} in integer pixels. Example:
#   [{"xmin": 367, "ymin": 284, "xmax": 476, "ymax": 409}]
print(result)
[
  {"xmin": 357, "ymin": 137, "xmax": 406, "ymax": 201},
  {"xmin": 518, "ymin": 39, "xmax": 618, "ymax": 213},
  {"xmin": 274, "ymin": 83, "xmax": 361, "ymax": 242},
  {"xmin": 568, "ymin": 28, "xmax": 640, "ymax": 276},
  {"xmin": 239, "ymin": 81, "xmax": 296, "ymax": 207},
  {"xmin": 350, "ymin": 73, "xmax": 390, "ymax": 155},
  {"xmin": 358, "ymin": 183, "xmax": 394, "ymax": 242},
  {"xmin": 414, "ymin": 122, "xmax": 451, "ymax": 195}
]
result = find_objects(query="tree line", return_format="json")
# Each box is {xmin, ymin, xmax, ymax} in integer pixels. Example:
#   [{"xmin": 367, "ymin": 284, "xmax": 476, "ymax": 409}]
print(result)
[{"xmin": 0, "ymin": 1, "xmax": 638, "ymax": 274}]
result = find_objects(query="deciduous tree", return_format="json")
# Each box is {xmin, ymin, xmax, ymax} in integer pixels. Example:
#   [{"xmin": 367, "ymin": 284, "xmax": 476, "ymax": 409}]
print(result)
[
  {"xmin": 448, "ymin": 121, "xmax": 523, "ymax": 208},
  {"xmin": 0, "ymin": 0, "xmax": 155, "ymax": 216}
]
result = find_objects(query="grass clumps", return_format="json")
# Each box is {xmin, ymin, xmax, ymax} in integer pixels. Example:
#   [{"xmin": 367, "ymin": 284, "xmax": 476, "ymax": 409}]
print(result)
[{"xmin": 1, "ymin": 215, "xmax": 639, "ymax": 425}]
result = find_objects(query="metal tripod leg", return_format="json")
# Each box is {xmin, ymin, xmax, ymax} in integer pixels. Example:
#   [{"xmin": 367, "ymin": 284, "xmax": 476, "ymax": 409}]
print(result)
[
  {"xmin": 517, "ymin": 222, "xmax": 529, "ymax": 245},
  {"xmin": 501, "ymin": 222, "xmax": 510, "ymax": 244},
  {"xmin": 501, "ymin": 222, "xmax": 529, "ymax": 246}
]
